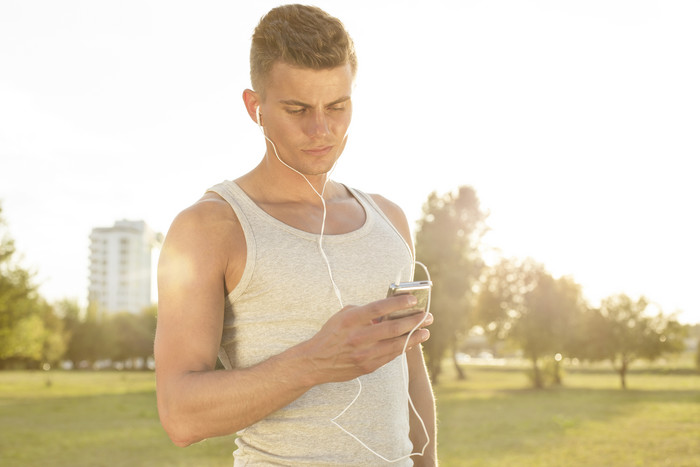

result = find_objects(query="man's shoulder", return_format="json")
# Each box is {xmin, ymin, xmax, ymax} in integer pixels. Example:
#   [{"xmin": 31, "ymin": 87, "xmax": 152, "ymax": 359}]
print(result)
[
  {"xmin": 357, "ymin": 191, "xmax": 406, "ymax": 222},
  {"xmin": 177, "ymin": 192, "xmax": 239, "ymax": 228},
  {"xmin": 165, "ymin": 192, "xmax": 244, "ymax": 252},
  {"xmin": 159, "ymin": 190, "xmax": 247, "ymax": 294}
]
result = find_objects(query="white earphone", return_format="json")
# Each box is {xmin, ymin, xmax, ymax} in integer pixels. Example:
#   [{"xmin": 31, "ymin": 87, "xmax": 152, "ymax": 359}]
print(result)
[{"xmin": 256, "ymin": 106, "xmax": 262, "ymax": 127}]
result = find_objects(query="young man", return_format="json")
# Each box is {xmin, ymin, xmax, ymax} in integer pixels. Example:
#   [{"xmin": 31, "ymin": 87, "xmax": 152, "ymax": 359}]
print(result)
[{"xmin": 155, "ymin": 5, "xmax": 437, "ymax": 466}]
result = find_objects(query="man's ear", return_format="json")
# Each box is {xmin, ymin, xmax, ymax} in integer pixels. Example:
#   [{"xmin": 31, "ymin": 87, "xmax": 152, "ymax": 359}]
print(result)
[{"xmin": 242, "ymin": 89, "xmax": 261, "ymax": 125}]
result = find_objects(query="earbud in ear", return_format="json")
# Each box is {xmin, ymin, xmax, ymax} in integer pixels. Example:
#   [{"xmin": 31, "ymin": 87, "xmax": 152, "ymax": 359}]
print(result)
[{"xmin": 256, "ymin": 107, "xmax": 262, "ymax": 127}]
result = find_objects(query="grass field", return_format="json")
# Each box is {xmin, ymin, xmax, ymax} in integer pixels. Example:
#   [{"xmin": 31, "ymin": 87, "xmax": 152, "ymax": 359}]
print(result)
[{"xmin": 0, "ymin": 364, "xmax": 698, "ymax": 466}]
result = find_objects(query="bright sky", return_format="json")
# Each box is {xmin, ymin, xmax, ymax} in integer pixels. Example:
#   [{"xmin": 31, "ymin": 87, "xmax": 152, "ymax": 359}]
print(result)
[{"xmin": 1, "ymin": 0, "xmax": 698, "ymax": 324}]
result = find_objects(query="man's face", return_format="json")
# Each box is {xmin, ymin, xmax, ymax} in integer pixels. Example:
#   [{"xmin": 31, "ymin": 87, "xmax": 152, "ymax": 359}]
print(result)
[{"xmin": 258, "ymin": 62, "xmax": 354, "ymax": 177}]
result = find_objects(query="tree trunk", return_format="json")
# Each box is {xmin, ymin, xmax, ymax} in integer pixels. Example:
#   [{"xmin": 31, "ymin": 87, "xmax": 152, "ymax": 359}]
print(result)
[
  {"xmin": 553, "ymin": 358, "xmax": 562, "ymax": 386},
  {"xmin": 619, "ymin": 358, "xmax": 628, "ymax": 390},
  {"xmin": 452, "ymin": 349, "xmax": 466, "ymax": 380},
  {"xmin": 450, "ymin": 335, "xmax": 466, "ymax": 380},
  {"xmin": 531, "ymin": 356, "xmax": 543, "ymax": 389}
]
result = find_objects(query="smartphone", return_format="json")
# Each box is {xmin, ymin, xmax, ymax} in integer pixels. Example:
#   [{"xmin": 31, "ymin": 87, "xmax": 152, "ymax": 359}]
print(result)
[{"xmin": 385, "ymin": 280, "xmax": 432, "ymax": 320}]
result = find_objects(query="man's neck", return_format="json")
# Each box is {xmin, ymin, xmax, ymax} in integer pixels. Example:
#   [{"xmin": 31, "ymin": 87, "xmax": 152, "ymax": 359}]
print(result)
[{"xmin": 237, "ymin": 158, "xmax": 343, "ymax": 206}]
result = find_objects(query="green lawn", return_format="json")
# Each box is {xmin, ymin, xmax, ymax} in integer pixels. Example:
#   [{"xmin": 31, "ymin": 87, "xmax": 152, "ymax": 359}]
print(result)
[
  {"xmin": 436, "ymin": 367, "xmax": 700, "ymax": 466},
  {"xmin": 0, "ymin": 371, "xmax": 235, "ymax": 466},
  {"xmin": 0, "ymin": 366, "xmax": 698, "ymax": 466}
]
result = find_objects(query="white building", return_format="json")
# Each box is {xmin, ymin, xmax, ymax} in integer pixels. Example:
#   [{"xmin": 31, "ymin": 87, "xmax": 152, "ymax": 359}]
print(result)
[{"xmin": 88, "ymin": 220, "xmax": 162, "ymax": 314}]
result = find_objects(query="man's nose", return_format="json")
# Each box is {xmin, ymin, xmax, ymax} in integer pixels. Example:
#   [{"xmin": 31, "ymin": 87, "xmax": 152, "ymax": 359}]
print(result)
[{"xmin": 305, "ymin": 110, "xmax": 330, "ymax": 138}]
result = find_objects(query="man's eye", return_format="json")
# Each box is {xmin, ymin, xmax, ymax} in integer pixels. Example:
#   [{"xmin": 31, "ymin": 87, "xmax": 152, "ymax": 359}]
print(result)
[
  {"xmin": 328, "ymin": 106, "xmax": 345, "ymax": 112},
  {"xmin": 286, "ymin": 108, "xmax": 306, "ymax": 115}
]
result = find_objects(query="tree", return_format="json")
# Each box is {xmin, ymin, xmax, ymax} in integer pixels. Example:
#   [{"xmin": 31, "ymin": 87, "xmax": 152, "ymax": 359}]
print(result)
[
  {"xmin": 582, "ymin": 294, "xmax": 685, "ymax": 389},
  {"xmin": 56, "ymin": 298, "xmax": 82, "ymax": 349},
  {"xmin": 414, "ymin": 186, "xmax": 488, "ymax": 383},
  {"xmin": 0, "ymin": 203, "xmax": 66, "ymax": 369},
  {"xmin": 63, "ymin": 299, "xmax": 116, "ymax": 368},
  {"xmin": 475, "ymin": 257, "xmax": 538, "ymax": 342},
  {"xmin": 475, "ymin": 257, "xmax": 587, "ymax": 388},
  {"xmin": 107, "ymin": 306, "xmax": 156, "ymax": 367},
  {"xmin": 37, "ymin": 298, "xmax": 67, "ymax": 368},
  {"xmin": 61, "ymin": 300, "xmax": 157, "ymax": 369},
  {"xmin": 60, "ymin": 299, "xmax": 94, "ymax": 367},
  {"xmin": 517, "ymin": 272, "xmax": 586, "ymax": 386}
]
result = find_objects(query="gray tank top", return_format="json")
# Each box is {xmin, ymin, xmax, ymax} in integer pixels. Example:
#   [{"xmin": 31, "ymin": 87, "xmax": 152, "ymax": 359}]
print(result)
[{"xmin": 207, "ymin": 180, "xmax": 416, "ymax": 466}]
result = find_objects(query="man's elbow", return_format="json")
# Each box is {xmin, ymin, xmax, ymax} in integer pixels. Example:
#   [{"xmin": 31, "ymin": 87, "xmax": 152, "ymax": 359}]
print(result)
[
  {"xmin": 158, "ymin": 403, "xmax": 202, "ymax": 447},
  {"xmin": 168, "ymin": 431, "xmax": 198, "ymax": 448},
  {"xmin": 169, "ymin": 434, "xmax": 196, "ymax": 448}
]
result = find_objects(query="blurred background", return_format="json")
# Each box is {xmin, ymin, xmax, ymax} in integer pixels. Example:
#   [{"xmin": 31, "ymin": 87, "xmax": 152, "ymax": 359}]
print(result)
[{"xmin": 1, "ymin": 2, "xmax": 699, "ymax": 466}]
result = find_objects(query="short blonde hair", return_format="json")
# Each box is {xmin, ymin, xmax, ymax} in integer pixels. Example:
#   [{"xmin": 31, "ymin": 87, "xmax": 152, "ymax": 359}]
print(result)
[{"xmin": 250, "ymin": 4, "xmax": 357, "ymax": 97}]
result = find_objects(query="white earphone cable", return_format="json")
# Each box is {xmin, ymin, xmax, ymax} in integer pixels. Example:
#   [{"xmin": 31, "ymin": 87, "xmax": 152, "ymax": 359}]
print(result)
[
  {"xmin": 257, "ymin": 119, "xmax": 344, "ymax": 306},
  {"xmin": 257, "ymin": 114, "xmax": 429, "ymax": 462}
]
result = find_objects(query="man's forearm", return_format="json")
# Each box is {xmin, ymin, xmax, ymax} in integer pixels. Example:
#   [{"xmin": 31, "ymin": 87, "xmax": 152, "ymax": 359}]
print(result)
[{"xmin": 157, "ymin": 344, "xmax": 315, "ymax": 446}]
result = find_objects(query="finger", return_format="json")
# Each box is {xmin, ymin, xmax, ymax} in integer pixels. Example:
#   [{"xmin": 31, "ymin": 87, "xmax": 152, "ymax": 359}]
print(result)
[
  {"xmin": 414, "ymin": 312, "xmax": 434, "ymax": 328},
  {"xmin": 355, "ymin": 295, "xmax": 418, "ymax": 323},
  {"xmin": 366, "ymin": 327, "xmax": 431, "ymax": 368},
  {"xmin": 366, "ymin": 311, "xmax": 433, "ymax": 342}
]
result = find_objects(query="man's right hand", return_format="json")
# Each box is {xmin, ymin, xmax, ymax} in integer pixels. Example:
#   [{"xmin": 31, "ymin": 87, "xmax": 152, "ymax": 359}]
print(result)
[{"xmin": 300, "ymin": 295, "xmax": 433, "ymax": 385}]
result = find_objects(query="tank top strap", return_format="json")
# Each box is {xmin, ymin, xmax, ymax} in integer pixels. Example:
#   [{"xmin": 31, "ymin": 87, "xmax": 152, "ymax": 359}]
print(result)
[
  {"xmin": 347, "ymin": 187, "xmax": 415, "ymax": 264},
  {"xmin": 206, "ymin": 180, "xmax": 257, "ymax": 303}
]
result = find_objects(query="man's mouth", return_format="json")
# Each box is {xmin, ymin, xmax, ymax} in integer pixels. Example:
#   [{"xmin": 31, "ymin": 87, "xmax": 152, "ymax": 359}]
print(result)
[{"xmin": 302, "ymin": 146, "xmax": 333, "ymax": 157}]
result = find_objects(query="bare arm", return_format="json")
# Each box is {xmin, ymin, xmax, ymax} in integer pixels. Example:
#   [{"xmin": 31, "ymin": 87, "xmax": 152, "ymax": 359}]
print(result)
[
  {"xmin": 154, "ymin": 195, "xmax": 430, "ymax": 446},
  {"xmin": 371, "ymin": 193, "xmax": 438, "ymax": 465}
]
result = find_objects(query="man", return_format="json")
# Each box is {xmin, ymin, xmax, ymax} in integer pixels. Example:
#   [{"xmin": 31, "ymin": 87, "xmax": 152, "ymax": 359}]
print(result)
[{"xmin": 155, "ymin": 5, "xmax": 437, "ymax": 466}]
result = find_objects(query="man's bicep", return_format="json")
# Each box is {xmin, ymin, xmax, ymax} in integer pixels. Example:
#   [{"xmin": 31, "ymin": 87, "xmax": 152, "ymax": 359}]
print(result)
[{"xmin": 155, "ymin": 211, "xmax": 228, "ymax": 374}]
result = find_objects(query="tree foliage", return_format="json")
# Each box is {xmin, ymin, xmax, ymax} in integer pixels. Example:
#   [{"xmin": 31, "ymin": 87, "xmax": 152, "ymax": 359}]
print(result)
[
  {"xmin": 109, "ymin": 306, "xmax": 157, "ymax": 363},
  {"xmin": 415, "ymin": 186, "xmax": 488, "ymax": 383},
  {"xmin": 579, "ymin": 294, "xmax": 686, "ymax": 389},
  {"xmin": 475, "ymin": 257, "xmax": 587, "ymax": 388},
  {"xmin": 62, "ymin": 304, "xmax": 157, "ymax": 369},
  {"xmin": 0, "ymin": 204, "xmax": 65, "ymax": 369}
]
